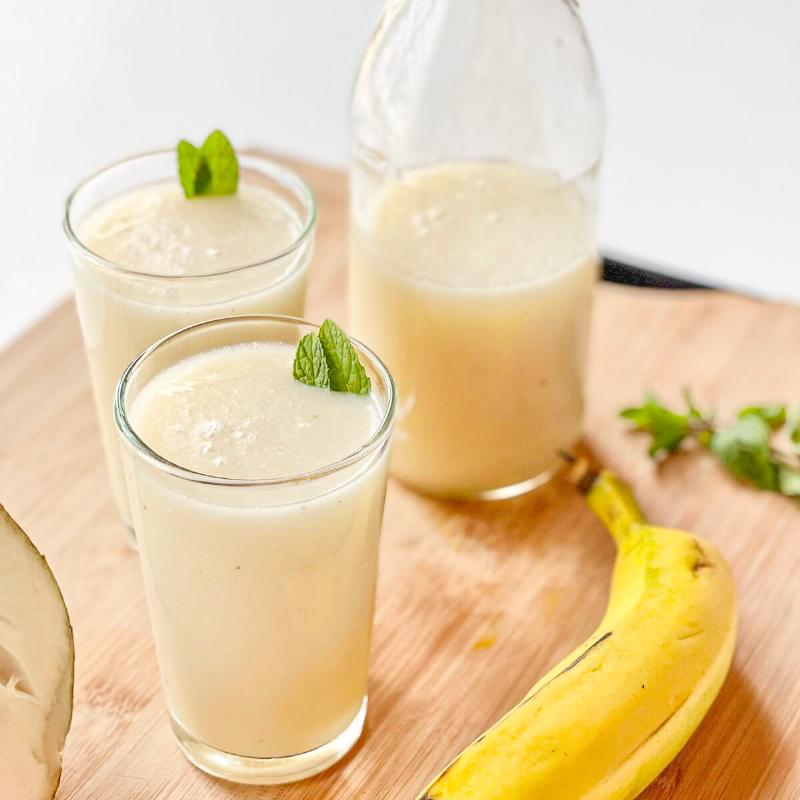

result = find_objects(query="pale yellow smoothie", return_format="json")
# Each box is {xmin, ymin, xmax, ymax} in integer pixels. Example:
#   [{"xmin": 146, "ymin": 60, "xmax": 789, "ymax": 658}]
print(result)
[
  {"xmin": 122, "ymin": 339, "xmax": 390, "ymax": 765},
  {"xmin": 68, "ymin": 162, "xmax": 313, "ymax": 525},
  {"xmin": 350, "ymin": 161, "xmax": 596, "ymax": 498}
]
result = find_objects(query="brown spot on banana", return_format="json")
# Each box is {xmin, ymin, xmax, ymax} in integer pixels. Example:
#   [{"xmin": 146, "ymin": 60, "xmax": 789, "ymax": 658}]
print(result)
[{"xmin": 691, "ymin": 540, "xmax": 714, "ymax": 573}]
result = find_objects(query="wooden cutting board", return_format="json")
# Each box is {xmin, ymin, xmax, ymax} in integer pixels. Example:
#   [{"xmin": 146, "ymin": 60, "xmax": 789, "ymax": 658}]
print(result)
[{"xmin": 1, "ymin": 159, "xmax": 799, "ymax": 800}]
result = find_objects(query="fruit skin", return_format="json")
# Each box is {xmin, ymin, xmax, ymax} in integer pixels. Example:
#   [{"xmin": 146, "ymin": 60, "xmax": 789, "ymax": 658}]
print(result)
[
  {"xmin": 419, "ymin": 468, "xmax": 737, "ymax": 800},
  {"xmin": 0, "ymin": 504, "xmax": 75, "ymax": 800}
]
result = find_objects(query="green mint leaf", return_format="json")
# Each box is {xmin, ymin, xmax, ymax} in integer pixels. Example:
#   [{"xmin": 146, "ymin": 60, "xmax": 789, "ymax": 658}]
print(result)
[
  {"xmin": 202, "ymin": 130, "xmax": 239, "ymax": 195},
  {"xmin": 777, "ymin": 464, "xmax": 800, "ymax": 496},
  {"xmin": 620, "ymin": 394, "xmax": 691, "ymax": 458},
  {"xmin": 293, "ymin": 333, "xmax": 330, "ymax": 389},
  {"xmin": 738, "ymin": 404, "xmax": 786, "ymax": 430},
  {"xmin": 176, "ymin": 130, "xmax": 238, "ymax": 198},
  {"xmin": 318, "ymin": 319, "xmax": 371, "ymax": 395},
  {"xmin": 710, "ymin": 414, "xmax": 777, "ymax": 491},
  {"xmin": 177, "ymin": 140, "xmax": 210, "ymax": 198}
]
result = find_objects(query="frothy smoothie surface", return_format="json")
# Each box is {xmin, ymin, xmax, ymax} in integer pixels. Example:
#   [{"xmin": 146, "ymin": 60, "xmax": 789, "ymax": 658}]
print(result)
[
  {"xmin": 359, "ymin": 161, "xmax": 592, "ymax": 287},
  {"xmin": 129, "ymin": 341, "xmax": 381, "ymax": 480},
  {"xmin": 79, "ymin": 181, "xmax": 302, "ymax": 276}
]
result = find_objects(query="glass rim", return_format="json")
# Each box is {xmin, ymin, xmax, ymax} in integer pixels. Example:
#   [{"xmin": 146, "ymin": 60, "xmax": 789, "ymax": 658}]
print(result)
[
  {"xmin": 114, "ymin": 314, "xmax": 397, "ymax": 488},
  {"xmin": 63, "ymin": 148, "xmax": 317, "ymax": 282},
  {"xmin": 349, "ymin": 141, "xmax": 604, "ymax": 196}
]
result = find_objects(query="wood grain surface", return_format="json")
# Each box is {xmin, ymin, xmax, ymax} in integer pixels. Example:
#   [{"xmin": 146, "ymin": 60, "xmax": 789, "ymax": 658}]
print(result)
[{"xmin": 1, "ymin": 160, "xmax": 798, "ymax": 799}]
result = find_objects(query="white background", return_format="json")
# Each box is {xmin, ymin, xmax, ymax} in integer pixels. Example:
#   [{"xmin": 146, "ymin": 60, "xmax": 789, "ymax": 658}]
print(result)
[{"xmin": 1, "ymin": 0, "xmax": 798, "ymax": 349}]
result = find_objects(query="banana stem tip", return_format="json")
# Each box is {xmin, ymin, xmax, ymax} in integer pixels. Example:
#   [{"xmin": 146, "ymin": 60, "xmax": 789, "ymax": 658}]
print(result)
[{"xmin": 557, "ymin": 451, "xmax": 600, "ymax": 495}]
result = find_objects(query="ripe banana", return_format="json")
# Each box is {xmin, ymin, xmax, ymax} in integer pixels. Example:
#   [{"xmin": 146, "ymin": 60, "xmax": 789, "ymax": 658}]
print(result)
[{"xmin": 419, "ymin": 464, "xmax": 737, "ymax": 800}]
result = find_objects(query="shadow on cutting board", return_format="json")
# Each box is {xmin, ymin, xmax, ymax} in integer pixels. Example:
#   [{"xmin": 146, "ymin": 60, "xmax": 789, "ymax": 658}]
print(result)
[{"xmin": 642, "ymin": 667, "xmax": 787, "ymax": 799}]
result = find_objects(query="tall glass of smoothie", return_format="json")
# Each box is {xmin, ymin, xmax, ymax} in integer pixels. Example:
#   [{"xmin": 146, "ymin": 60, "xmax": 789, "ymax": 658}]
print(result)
[
  {"xmin": 64, "ymin": 150, "xmax": 315, "ymax": 533},
  {"xmin": 114, "ymin": 315, "xmax": 395, "ymax": 785}
]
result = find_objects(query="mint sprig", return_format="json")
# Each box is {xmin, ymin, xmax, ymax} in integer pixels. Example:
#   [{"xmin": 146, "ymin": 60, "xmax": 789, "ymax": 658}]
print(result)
[
  {"xmin": 293, "ymin": 320, "xmax": 371, "ymax": 395},
  {"xmin": 710, "ymin": 414, "xmax": 777, "ymax": 491},
  {"xmin": 319, "ymin": 319, "xmax": 371, "ymax": 394},
  {"xmin": 177, "ymin": 130, "xmax": 238, "ymax": 198},
  {"xmin": 293, "ymin": 333, "xmax": 330, "ymax": 389},
  {"xmin": 621, "ymin": 392, "xmax": 800, "ymax": 497},
  {"xmin": 620, "ymin": 394, "xmax": 696, "ymax": 457}
]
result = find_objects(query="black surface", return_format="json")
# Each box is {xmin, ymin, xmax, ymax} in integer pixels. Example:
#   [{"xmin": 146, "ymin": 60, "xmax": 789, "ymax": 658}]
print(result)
[{"xmin": 601, "ymin": 257, "xmax": 715, "ymax": 290}]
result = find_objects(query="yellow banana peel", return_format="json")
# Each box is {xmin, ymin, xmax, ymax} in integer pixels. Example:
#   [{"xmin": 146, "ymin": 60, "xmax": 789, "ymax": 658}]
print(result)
[{"xmin": 419, "ymin": 464, "xmax": 737, "ymax": 800}]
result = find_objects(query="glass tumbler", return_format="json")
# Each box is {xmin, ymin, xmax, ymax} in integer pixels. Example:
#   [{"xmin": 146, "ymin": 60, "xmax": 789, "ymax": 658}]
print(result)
[
  {"xmin": 65, "ymin": 151, "xmax": 316, "ymax": 536},
  {"xmin": 114, "ymin": 316, "xmax": 396, "ymax": 784}
]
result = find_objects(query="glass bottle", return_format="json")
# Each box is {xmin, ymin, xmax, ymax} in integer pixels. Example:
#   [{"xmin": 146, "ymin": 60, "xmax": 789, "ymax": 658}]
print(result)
[{"xmin": 350, "ymin": 0, "xmax": 603, "ymax": 499}]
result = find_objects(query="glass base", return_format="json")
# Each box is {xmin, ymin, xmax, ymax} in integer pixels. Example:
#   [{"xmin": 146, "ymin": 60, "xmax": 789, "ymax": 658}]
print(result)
[
  {"xmin": 170, "ymin": 698, "xmax": 367, "ymax": 785},
  {"xmin": 397, "ymin": 468, "xmax": 554, "ymax": 502}
]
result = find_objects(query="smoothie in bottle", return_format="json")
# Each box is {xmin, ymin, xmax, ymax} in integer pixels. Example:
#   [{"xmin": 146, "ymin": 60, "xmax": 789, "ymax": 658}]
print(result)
[
  {"xmin": 351, "ymin": 160, "xmax": 596, "ymax": 497},
  {"xmin": 350, "ymin": 0, "xmax": 603, "ymax": 498}
]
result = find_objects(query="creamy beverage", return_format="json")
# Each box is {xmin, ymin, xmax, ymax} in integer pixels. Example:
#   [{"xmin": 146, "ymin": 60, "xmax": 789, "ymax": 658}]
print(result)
[
  {"xmin": 350, "ymin": 161, "xmax": 596, "ymax": 498},
  {"xmin": 116, "ymin": 319, "xmax": 394, "ymax": 783},
  {"xmin": 66, "ymin": 154, "xmax": 314, "ymax": 528}
]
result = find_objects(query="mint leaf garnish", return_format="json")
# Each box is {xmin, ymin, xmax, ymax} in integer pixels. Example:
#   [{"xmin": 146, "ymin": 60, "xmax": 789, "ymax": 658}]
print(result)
[
  {"xmin": 177, "ymin": 141, "xmax": 210, "ymax": 198},
  {"xmin": 202, "ymin": 130, "xmax": 239, "ymax": 195},
  {"xmin": 293, "ymin": 320, "xmax": 371, "ymax": 395},
  {"xmin": 177, "ymin": 130, "xmax": 238, "ymax": 198},
  {"xmin": 318, "ymin": 319, "xmax": 371, "ymax": 395},
  {"xmin": 710, "ymin": 415, "xmax": 777, "ymax": 491},
  {"xmin": 619, "ymin": 394, "xmax": 691, "ymax": 457},
  {"xmin": 621, "ymin": 390, "xmax": 800, "ymax": 498},
  {"xmin": 293, "ymin": 333, "xmax": 330, "ymax": 389}
]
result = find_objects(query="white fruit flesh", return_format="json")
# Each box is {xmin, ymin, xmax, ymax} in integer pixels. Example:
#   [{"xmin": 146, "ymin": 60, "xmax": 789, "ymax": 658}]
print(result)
[{"xmin": 0, "ymin": 505, "xmax": 74, "ymax": 800}]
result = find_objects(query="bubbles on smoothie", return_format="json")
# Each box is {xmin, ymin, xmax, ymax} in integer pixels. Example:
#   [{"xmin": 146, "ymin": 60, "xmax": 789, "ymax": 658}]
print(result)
[
  {"xmin": 79, "ymin": 181, "xmax": 303, "ymax": 276},
  {"xmin": 195, "ymin": 418, "xmax": 222, "ymax": 440},
  {"xmin": 425, "ymin": 206, "xmax": 447, "ymax": 223},
  {"xmin": 410, "ymin": 211, "xmax": 430, "ymax": 239},
  {"xmin": 131, "ymin": 342, "xmax": 381, "ymax": 480}
]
